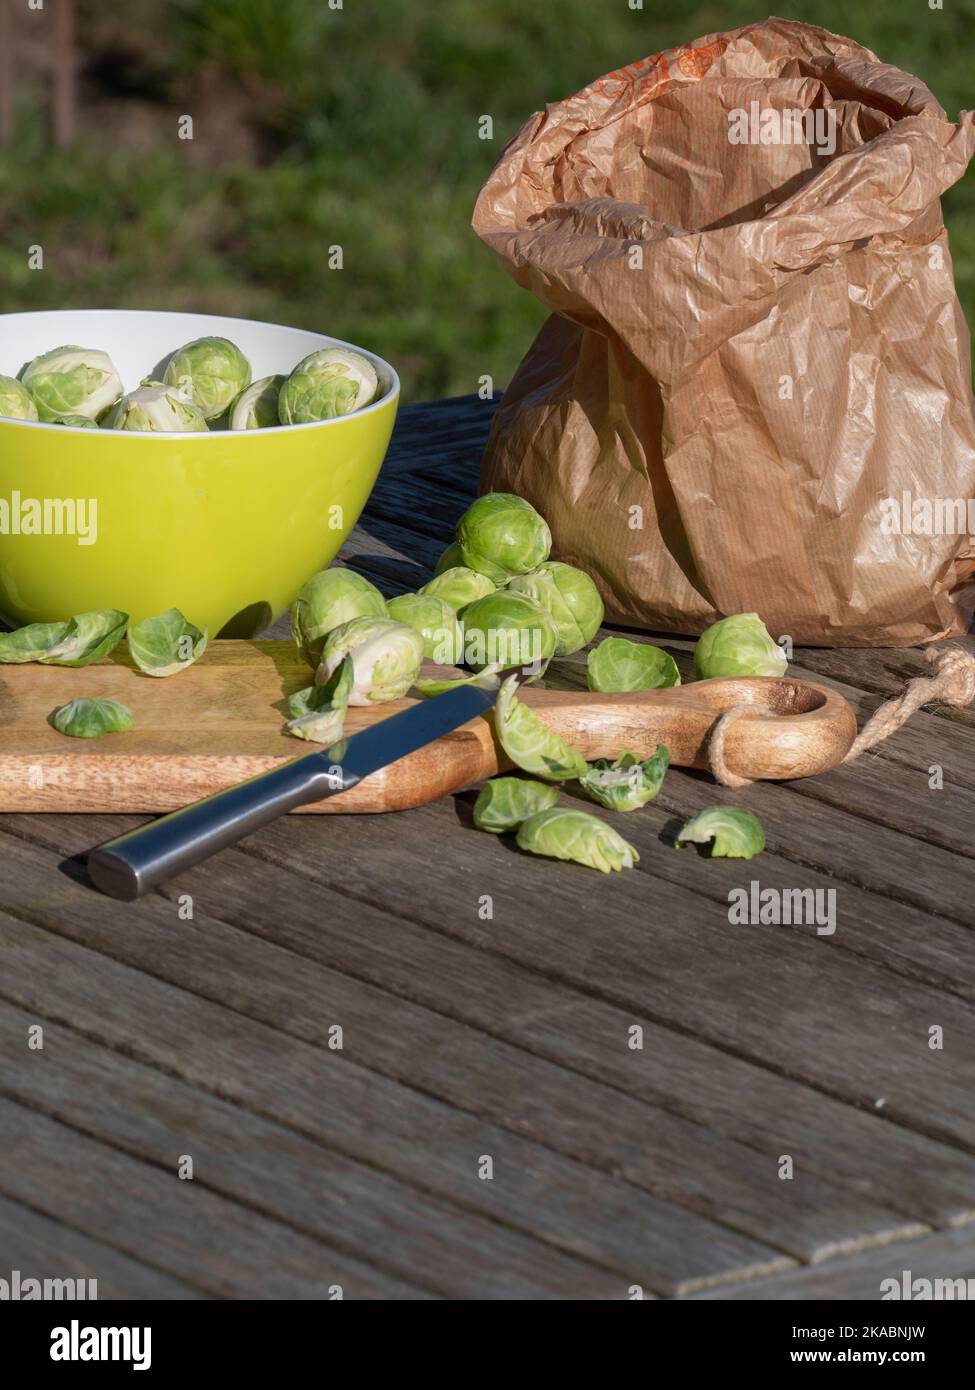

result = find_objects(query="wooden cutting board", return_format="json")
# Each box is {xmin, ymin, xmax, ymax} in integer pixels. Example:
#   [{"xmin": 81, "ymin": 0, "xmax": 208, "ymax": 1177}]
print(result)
[{"xmin": 0, "ymin": 640, "xmax": 856, "ymax": 813}]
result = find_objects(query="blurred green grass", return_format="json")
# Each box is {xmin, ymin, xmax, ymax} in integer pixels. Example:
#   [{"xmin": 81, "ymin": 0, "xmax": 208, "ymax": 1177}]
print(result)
[{"xmin": 0, "ymin": 0, "xmax": 972, "ymax": 399}]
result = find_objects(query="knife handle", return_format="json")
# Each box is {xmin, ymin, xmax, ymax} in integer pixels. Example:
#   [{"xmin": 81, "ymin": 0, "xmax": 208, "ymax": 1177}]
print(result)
[{"xmin": 87, "ymin": 755, "xmax": 348, "ymax": 901}]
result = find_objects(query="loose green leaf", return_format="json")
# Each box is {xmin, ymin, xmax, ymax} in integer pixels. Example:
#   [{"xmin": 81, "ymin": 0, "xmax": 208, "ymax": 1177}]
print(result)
[
  {"xmin": 414, "ymin": 664, "xmax": 502, "ymax": 699},
  {"xmin": 516, "ymin": 807, "xmax": 639, "ymax": 873},
  {"xmin": 495, "ymin": 673, "xmax": 588, "ymax": 781},
  {"xmin": 587, "ymin": 636, "xmax": 680, "ymax": 692},
  {"xmin": 0, "ymin": 620, "xmax": 71, "ymax": 663},
  {"xmin": 128, "ymin": 608, "xmax": 208, "ymax": 677},
  {"xmin": 286, "ymin": 656, "xmax": 354, "ymax": 744},
  {"xmin": 38, "ymin": 609, "xmax": 128, "ymax": 667},
  {"xmin": 51, "ymin": 697, "xmax": 133, "ymax": 739},
  {"xmin": 675, "ymin": 806, "xmax": 765, "ymax": 859},
  {"xmin": 579, "ymin": 745, "xmax": 670, "ymax": 812},
  {"xmin": 472, "ymin": 777, "xmax": 559, "ymax": 833}
]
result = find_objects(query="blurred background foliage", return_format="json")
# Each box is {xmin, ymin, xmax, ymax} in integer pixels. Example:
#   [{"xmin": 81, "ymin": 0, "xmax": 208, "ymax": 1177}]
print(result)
[{"xmin": 1, "ymin": 0, "xmax": 972, "ymax": 399}]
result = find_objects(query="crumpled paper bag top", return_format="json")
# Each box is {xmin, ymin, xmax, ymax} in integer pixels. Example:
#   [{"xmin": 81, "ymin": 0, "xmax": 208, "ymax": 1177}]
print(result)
[{"xmin": 474, "ymin": 17, "xmax": 975, "ymax": 645}]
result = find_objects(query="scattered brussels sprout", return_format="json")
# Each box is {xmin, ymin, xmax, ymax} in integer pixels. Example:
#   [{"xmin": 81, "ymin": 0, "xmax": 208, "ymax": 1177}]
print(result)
[
  {"xmin": 49, "ymin": 413, "xmax": 99, "ymax": 428},
  {"xmin": 0, "ymin": 375, "xmax": 39, "ymax": 421},
  {"xmin": 278, "ymin": 347, "xmax": 379, "ymax": 424},
  {"xmin": 516, "ymin": 808, "xmax": 639, "ymax": 874},
  {"xmin": 473, "ymin": 776, "xmax": 560, "ymax": 834},
  {"xmin": 105, "ymin": 382, "xmax": 208, "ymax": 433},
  {"xmin": 387, "ymin": 592, "xmax": 464, "ymax": 665},
  {"xmin": 230, "ymin": 374, "xmax": 285, "ymax": 430},
  {"xmin": 694, "ymin": 614, "xmax": 787, "ymax": 680},
  {"xmin": 21, "ymin": 346, "xmax": 122, "ymax": 422},
  {"xmin": 676, "ymin": 806, "xmax": 765, "ymax": 859},
  {"xmin": 457, "ymin": 492, "xmax": 551, "ymax": 583},
  {"xmin": 291, "ymin": 568, "xmax": 388, "ymax": 667},
  {"xmin": 460, "ymin": 591, "xmax": 558, "ymax": 672},
  {"xmin": 419, "ymin": 566, "xmax": 495, "ymax": 613},
  {"xmin": 127, "ymin": 608, "xmax": 208, "ymax": 677},
  {"xmin": 50, "ymin": 697, "xmax": 133, "ymax": 739},
  {"xmin": 587, "ymin": 636, "xmax": 680, "ymax": 692},
  {"xmin": 163, "ymin": 336, "xmax": 252, "ymax": 420},
  {"xmin": 580, "ymin": 746, "xmax": 670, "ymax": 812},
  {"xmin": 38, "ymin": 609, "xmax": 128, "ymax": 667},
  {"xmin": 286, "ymin": 655, "xmax": 354, "ymax": 744},
  {"xmin": 0, "ymin": 620, "xmax": 71, "ymax": 663},
  {"xmin": 414, "ymin": 665, "xmax": 501, "ymax": 698},
  {"xmin": 317, "ymin": 616, "xmax": 424, "ymax": 705},
  {"xmin": 508, "ymin": 561, "xmax": 604, "ymax": 656},
  {"xmin": 495, "ymin": 673, "xmax": 588, "ymax": 781},
  {"xmin": 434, "ymin": 542, "xmax": 465, "ymax": 576}
]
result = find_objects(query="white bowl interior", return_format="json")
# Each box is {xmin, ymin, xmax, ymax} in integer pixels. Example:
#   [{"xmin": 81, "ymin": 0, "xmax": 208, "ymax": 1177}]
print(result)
[{"xmin": 0, "ymin": 309, "xmax": 396, "ymax": 429}]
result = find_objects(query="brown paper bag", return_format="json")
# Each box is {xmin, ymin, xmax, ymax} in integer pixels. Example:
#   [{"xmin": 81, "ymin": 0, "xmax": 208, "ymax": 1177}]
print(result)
[{"xmin": 474, "ymin": 18, "xmax": 975, "ymax": 645}]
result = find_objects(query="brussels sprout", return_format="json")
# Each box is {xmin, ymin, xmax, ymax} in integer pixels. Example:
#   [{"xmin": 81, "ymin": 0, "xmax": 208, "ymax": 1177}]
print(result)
[
  {"xmin": 317, "ymin": 616, "xmax": 424, "ymax": 705},
  {"xmin": 508, "ymin": 561, "xmax": 604, "ymax": 656},
  {"xmin": 676, "ymin": 805, "xmax": 765, "ymax": 859},
  {"xmin": 163, "ymin": 337, "xmax": 252, "ymax": 420},
  {"xmin": 0, "ymin": 620, "xmax": 71, "ymax": 663},
  {"xmin": 105, "ymin": 382, "xmax": 208, "ymax": 433},
  {"xmin": 587, "ymin": 636, "xmax": 680, "ymax": 692},
  {"xmin": 419, "ymin": 566, "xmax": 495, "ymax": 613},
  {"xmin": 21, "ymin": 346, "xmax": 122, "ymax": 422},
  {"xmin": 127, "ymin": 608, "xmax": 208, "ymax": 677},
  {"xmin": 230, "ymin": 374, "xmax": 285, "ymax": 430},
  {"xmin": 49, "ymin": 413, "xmax": 100, "ymax": 428},
  {"xmin": 694, "ymin": 614, "xmax": 787, "ymax": 680},
  {"xmin": 580, "ymin": 746, "xmax": 670, "ymax": 812},
  {"xmin": 286, "ymin": 655, "xmax": 354, "ymax": 744},
  {"xmin": 495, "ymin": 673, "xmax": 588, "ymax": 781},
  {"xmin": 414, "ymin": 665, "xmax": 501, "ymax": 699},
  {"xmin": 38, "ymin": 609, "xmax": 128, "ymax": 667},
  {"xmin": 387, "ymin": 592, "xmax": 463, "ymax": 665},
  {"xmin": 0, "ymin": 375, "xmax": 39, "ymax": 421},
  {"xmin": 457, "ymin": 492, "xmax": 551, "ymax": 583},
  {"xmin": 516, "ymin": 808, "xmax": 639, "ymax": 874},
  {"xmin": 291, "ymin": 568, "xmax": 388, "ymax": 667},
  {"xmin": 51, "ymin": 697, "xmax": 133, "ymax": 739},
  {"xmin": 278, "ymin": 347, "xmax": 379, "ymax": 424},
  {"xmin": 434, "ymin": 542, "xmax": 465, "ymax": 576},
  {"xmin": 461, "ymin": 591, "xmax": 558, "ymax": 672},
  {"xmin": 473, "ymin": 777, "xmax": 560, "ymax": 833}
]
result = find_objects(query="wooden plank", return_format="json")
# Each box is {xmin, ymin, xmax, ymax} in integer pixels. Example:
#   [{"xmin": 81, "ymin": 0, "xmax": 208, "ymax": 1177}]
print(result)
[
  {"xmin": 0, "ymin": 998, "xmax": 625, "ymax": 1300},
  {"xmin": 0, "ymin": 1193, "xmax": 203, "ymax": 1300},
  {"xmin": 0, "ymin": 1097, "xmax": 426, "ymax": 1299},
  {"xmin": 688, "ymin": 1226, "xmax": 975, "ymax": 1300},
  {"xmin": 0, "ymin": 904, "xmax": 791, "ymax": 1295}
]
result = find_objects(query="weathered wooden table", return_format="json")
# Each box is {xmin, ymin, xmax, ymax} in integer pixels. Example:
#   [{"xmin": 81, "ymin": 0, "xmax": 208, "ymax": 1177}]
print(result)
[{"xmin": 2, "ymin": 395, "xmax": 974, "ymax": 1300}]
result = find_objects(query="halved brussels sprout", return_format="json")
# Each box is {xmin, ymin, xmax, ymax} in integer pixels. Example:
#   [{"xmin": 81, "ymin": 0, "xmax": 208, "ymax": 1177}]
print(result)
[
  {"xmin": 127, "ymin": 608, "xmax": 208, "ymax": 677},
  {"xmin": 317, "ymin": 616, "xmax": 424, "ymax": 705},
  {"xmin": 579, "ymin": 746, "xmax": 670, "ymax": 812},
  {"xmin": 230, "ymin": 374, "xmax": 285, "ymax": 430},
  {"xmin": 291, "ymin": 568, "xmax": 388, "ymax": 667},
  {"xmin": 457, "ymin": 492, "xmax": 551, "ymax": 583},
  {"xmin": 105, "ymin": 382, "xmax": 208, "ymax": 432},
  {"xmin": 694, "ymin": 614, "xmax": 787, "ymax": 680},
  {"xmin": 419, "ymin": 566, "xmax": 495, "ymax": 613},
  {"xmin": 508, "ymin": 561, "xmax": 604, "ymax": 656},
  {"xmin": 0, "ymin": 375, "xmax": 39, "ymax": 421},
  {"xmin": 516, "ymin": 808, "xmax": 639, "ymax": 873},
  {"xmin": 386, "ymin": 592, "xmax": 464, "ymax": 665},
  {"xmin": 51, "ymin": 697, "xmax": 133, "ymax": 739},
  {"xmin": 473, "ymin": 776, "xmax": 560, "ymax": 833},
  {"xmin": 278, "ymin": 347, "xmax": 379, "ymax": 424},
  {"xmin": 460, "ymin": 591, "xmax": 558, "ymax": 672},
  {"xmin": 163, "ymin": 336, "xmax": 252, "ymax": 420},
  {"xmin": 494, "ymin": 673, "xmax": 588, "ymax": 781},
  {"xmin": 587, "ymin": 636, "xmax": 680, "ymax": 692},
  {"xmin": 21, "ymin": 346, "xmax": 122, "ymax": 421},
  {"xmin": 675, "ymin": 806, "xmax": 765, "ymax": 859},
  {"xmin": 286, "ymin": 655, "xmax": 354, "ymax": 744},
  {"xmin": 38, "ymin": 609, "xmax": 128, "ymax": 667}
]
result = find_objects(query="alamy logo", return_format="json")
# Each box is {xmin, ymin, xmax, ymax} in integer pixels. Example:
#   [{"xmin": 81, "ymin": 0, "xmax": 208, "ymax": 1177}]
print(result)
[
  {"xmin": 0, "ymin": 1269, "xmax": 97, "ymax": 1300},
  {"xmin": 881, "ymin": 1270, "xmax": 975, "ymax": 1300},
  {"xmin": 50, "ymin": 1320, "xmax": 151, "ymax": 1372},
  {"xmin": 878, "ymin": 491, "xmax": 975, "ymax": 537},
  {"xmin": 728, "ymin": 880, "xmax": 836, "ymax": 935},
  {"xmin": 0, "ymin": 491, "xmax": 98, "ymax": 545},
  {"xmin": 727, "ymin": 101, "xmax": 837, "ymax": 156}
]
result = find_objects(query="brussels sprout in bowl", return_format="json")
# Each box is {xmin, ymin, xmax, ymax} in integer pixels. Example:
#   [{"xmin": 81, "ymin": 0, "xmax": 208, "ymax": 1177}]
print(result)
[{"xmin": 0, "ymin": 309, "xmax": 399, "ymax": 637}]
